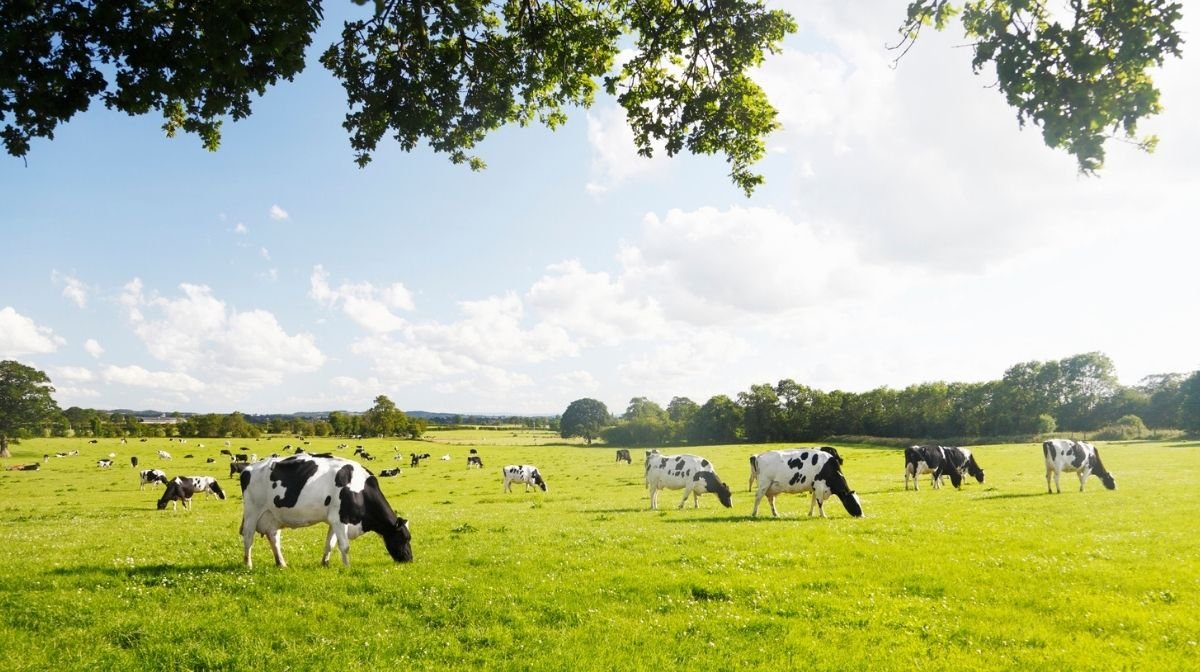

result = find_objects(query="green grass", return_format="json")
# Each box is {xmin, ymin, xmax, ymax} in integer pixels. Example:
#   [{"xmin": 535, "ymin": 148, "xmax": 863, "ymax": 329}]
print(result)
[{"xmin": 1, "ymin": 435, "xmax": 1196, "ymax": 670}]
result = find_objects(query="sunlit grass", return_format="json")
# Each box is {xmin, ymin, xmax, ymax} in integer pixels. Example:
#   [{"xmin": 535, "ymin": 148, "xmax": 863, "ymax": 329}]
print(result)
[{"xmin": 0, "ymin": 435, "xmax": 1196, "ymax": 670}]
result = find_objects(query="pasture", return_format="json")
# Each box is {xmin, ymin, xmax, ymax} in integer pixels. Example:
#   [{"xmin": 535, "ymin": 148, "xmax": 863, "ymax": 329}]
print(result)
[{"xmin": 1, "ymin": 434, "xmax": 1196, "ymax": 671}]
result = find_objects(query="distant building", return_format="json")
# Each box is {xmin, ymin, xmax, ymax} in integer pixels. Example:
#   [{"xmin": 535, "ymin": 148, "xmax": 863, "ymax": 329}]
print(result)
[{"xmin": 137, "ymin": 415, "xmax": 184, "ymax": 425}]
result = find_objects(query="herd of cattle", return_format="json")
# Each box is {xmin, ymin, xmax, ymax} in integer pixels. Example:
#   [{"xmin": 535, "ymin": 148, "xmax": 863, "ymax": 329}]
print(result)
[{"xmin": 25, "ymin": 436, "xmax": 1116, "ymax": 569}]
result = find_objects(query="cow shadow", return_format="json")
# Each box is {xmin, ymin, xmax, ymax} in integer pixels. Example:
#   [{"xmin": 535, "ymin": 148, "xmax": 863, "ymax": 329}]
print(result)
[
  {"xmin": 49, "ymin": 562, "xmax": 236, "ymax": 579},
  {"xmin": 579, "ymin": 506, "xmax": 643, "ymax": 514},
  {"xmin": 972, "ymin": 492, "xmax": 1049, "ymax": 502}
]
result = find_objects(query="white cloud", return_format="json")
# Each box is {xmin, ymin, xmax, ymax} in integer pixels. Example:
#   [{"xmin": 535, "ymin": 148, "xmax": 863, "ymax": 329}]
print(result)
[
  {"xmin": 53, "ymin": 366, "xmax": 94, "ymax": 383},
  {"xmin": 309, "ymin": 265, "xmax": 414, "ymax": 333},
  {"xmin": 526, "ymin": 260, "xmax": 665, "ymax": 346},
  {"xmin": 584, "ymin": 106, "xmax": 669, "ymax": 194},
  {"xmin": 102, "ymin": 364, "xmax": 205, "ymax": 393},
  {"xmin": 235, "ymin": 223, "xmax": 248, "ymax": 234},
  {"xmin": 52, "ymin": 271, "xmax": 89, "ymax": 308},
  {"xmin": 83, "ymin": 338, "xmax": 105, "ymax": 358},
  {"xmin": 269, "ymin": 204, "xmax": 289, "ymax": 220},
  {"xmin": 260, "ymin": 247, "xmax": 272, "ymax": 261},
  {"xmin": 0, "ymin": 307, "xmax": 64, "ymax": 356},
  {"xmin": 118, "ymin": 279, "xmax": 325, "ymax": 393}
]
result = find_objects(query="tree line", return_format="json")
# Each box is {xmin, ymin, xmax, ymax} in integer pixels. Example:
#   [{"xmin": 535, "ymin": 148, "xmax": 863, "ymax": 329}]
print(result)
[{"xmin": 560, "ymin": 352, "xmax": 1200, "ymax": 447}]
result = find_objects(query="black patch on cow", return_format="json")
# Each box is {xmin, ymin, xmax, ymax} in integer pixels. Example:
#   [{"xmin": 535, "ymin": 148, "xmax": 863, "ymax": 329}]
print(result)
[
  {"xmin": 811, "ymin": 452, "xmax": 819, "ymax": 466},
  {"xmin": 799, "ymin": 451, "xmax": 809, "ymax": 462},
  {"xmin": 269, "ymin": 456, "xmax": 319, "ymax": 508},
  {"xmin": 786, "ymin": 457, "xmax": 805, "ymax": 471},
  {"xmin": 1069, "ymin": 442, "xmax": 1086, "ymax": 469},
  {"xmin": 239, "ymin": 468, "xmax": 252, "ymax": 492},
  {"xmin": 659, "ymin": 457, "xmax": 668, "ymax": 469},
  {"xmin": 1089, "ymin": 448, "xmax": 1117, "ymax": 490},
  {"xmin": 209, "ymin": 480, "xmax": 226, "ymax": 500},
  {"xmin": 695, "ymin": 471, "xmax": 733, "ymax": 507},
  {"xmin": 700, "ymin": 459, "xmax": 710, "ymax": 468},
  {"xmin": 325, "ymin": 495, "xmax": 332, "ymax": 506},
  {"xmin": 789, "ymin": 471, "xmax": 803, "ymax": 486},
  {"xmin": 334, "ymin": 464, "xmax": 355, "ymax": 488}
]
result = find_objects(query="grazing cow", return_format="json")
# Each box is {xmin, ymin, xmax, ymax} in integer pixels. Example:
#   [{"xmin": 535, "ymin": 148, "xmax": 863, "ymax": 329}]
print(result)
[
  {"xmin": 941, "ymin": 446, "xmax": 985, "ymax": 488},
  {"xmin": 234, "ymin": 453, "xmax": 250, "ymax": 463},
  {"xmin": 89, "ymin": 439, "xmax": 98, "ymax": 444},
  {"xmin": 615, "ymin": 449, "xmax": 631, "ymax": 464},
  {"xmin": 749, "ymin": 449, "xmax": 863, "ymax": 518},
  {"xmin": 97, "ymin": 458, "xmax": 113, "ymax": 468},
  {"xmin": 174, "ymin": 476, "xmax": 227, "ymax": 500},
  {"xmin": 157, "ymin": 477, "xmax": 196, "ymax": 511},
  {"xmin": 6, "ymin": 463, "xmax": 41, "ymax": 471},
  {"xmin": 158, "ymin": 450, "xmax": 172, "ymax": 460},
  {"xmin": 379, "ymin": 468, "xmax": 401, "ymax": 477},
  {"xmin": 1043, "ymin": 439, "xmax": 1116, "ymax": 493},
  {"xmin": 130, "ymin": 455, "xmax": 139, "ymax": 468},
  {"xmin": 410, "ymin": 453, "xmax": 431, "ymax": 467},
  {"xmin": 220, "ymin": 449, "xmax": 233, "ymax": 457},
  {"xmin": 502, "ymin": 465, "xmax": 548, "ymax": 493},
  {"xmin": 206, "ymin": 457, "xmax": 216, "ymax": 463},
  {"xmin": 904, "ymin": 445, "xmax": 958, "ymax": 491},
  {"xmin": 239, "ymin": 454, "xmax": 413, "ymax": 568},
  {"xmin": 139, "ymin": 469, "xmax": 168, "ymax": 489},
  {"xmin": 230, "ymin": 462, "xmax": 251, "ymax": 478},
  {"xmin": 644, "ymin": 453, "xmax": 733, "ymax": 510},
  {"xmin": 750, "ymin": 446, "xmax": 842, "ymax": 491},
  {"xmin": 466, "ymin": 455, "xmax": 483, "ymax": 469}
]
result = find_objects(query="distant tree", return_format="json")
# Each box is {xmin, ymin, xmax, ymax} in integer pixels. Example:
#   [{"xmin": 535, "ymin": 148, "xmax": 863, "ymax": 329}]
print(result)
[
  {"xmin": 1139, "ymin": 373, "xmax": 1186, "ymax": 429},
  {"xmin": 363, "ymin": 395, "xmax": 408, "ymax": 437},
  {"xmin": 560, "ymin": 398, "xmax": 610, "ymax": 444},
  {"xmin": 1180, "ymin": 372, "xmax": 1200, "ymax": 434},
  {"xmin": 689, "ymin": 395, "xmax": 742, "ymax": 444},
  {"xmin": 738, "ymin": 384, "xmax": 781, "ymax": 443},
  {"xmin": 623, "ymin": 397, "xmax": 666, "ymax": 422},
  {"xmin": 0, "ymin": 361, "xmax": 60, "ymax": 458},
  {"xmin": 1036, "ymin": 413, "xmax": 1057, "ymax": 436}
]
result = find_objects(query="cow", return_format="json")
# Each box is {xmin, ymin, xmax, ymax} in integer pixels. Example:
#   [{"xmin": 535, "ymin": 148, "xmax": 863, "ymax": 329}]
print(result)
[
  {"xmin": 220, "ymin": 449, "xmax": 233, "ymax": 457},
  {"xmin": 234, "ymin": 453, "xmax": 250, "ymax": 463},
  {"xmin": 904, "ymin": 445, "xmax": 957, "ymax": 490},
  {"xmin": 749, "ymin": 448, "xmax": 863, "ymax": 518},
  {"xmin": 502, "ymin": 465, "xmax": 548, "ymax": 493},
  {"xmin": 97, "ymin": 458, "xmax": 113, "ymax": 468},
  {"xmin": 130, "ymin": 455, "xmax": 139, "ymax": 469},
  {"xmin": 905, "ymin": 445, "xmax": 985, "ymax": 490},
  {"xmin": 88, "ymin": 439, "xmax": 98, "ymax": 444},
  {"xmin": 230, "ymin": 462, "xmax": 251, "ymax": 478},
  {"xmin": 157, "ymin": 477, "xmax": 196, "ymax": 511},
  {"xmin": 158, "ymin": 450, "xmax": 172, "ymax": 460},
  {"xmin": 466, "ymin": 455, "xmax": 483, "ymax": 469},
  {"xmin": 410, "ymin": 453, "xmax": 430, "ymax": 467},
  {"xmin": 751, "ymin": 446, "xmax": 842, "ymax": 491},
  {"xmin": 644, "ymin": 453, "xmax": 733, "ymax": 510},
  {"xmin": 615, "ymin": 449, "xmax": 632, "ymax": 464},
  {"xmin": 176, "ymin": 476, "xmax": 227, "ymax": 500},
  {"xmin": 379, "ymin": 468, "xmax": 401, "ymax": 477},
  {"xmin": 1043, "ymin": 439, "xmax": 1116, "ymax": 493},
  {"xmin": 239, "ymin": 454, "xmax": 413, "ymax": 568},
  {"xmin": 139, "ymin": 469, "xmax": 168, "ymax": 489}
]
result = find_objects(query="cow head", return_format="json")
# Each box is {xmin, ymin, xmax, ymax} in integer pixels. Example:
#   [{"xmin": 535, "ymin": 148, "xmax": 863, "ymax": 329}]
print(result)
[
  {"xmin": 209, "ymin": 480, "xmax": 227, "ymax": 500},
  {"xmin": 837, "ymin": 490, "xmax": 864, "ymax": 517},
  {"xmin": 531, "ymin": 470, "xmax": 548, "ymax": 492},
  {"xmin": 382, "ymin": 518, "xmax": 414, "ymax": 563},
  {"xmin": 965, "ymin": 456, "xmax": 985, "ymax": 483},
  {"xmin": 696, "ymin": 471, "xmax": 733, "ymax": 508}
]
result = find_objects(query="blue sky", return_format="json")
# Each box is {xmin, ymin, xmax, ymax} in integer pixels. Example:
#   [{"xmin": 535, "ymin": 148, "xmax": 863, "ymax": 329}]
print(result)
[{"xmin": 2, "ymin": 1, "xmax": 1198, "ymax": 416}]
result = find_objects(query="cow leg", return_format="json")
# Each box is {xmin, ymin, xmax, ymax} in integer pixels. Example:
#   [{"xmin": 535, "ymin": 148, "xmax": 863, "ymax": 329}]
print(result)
[
  {"xmin": 241, "ymin": 518, "xmax": 256, "ymax": 568},
  {"xmin": 904, "ymin": 466, "xmax": 911, "ymax": 491},
  {"xmin": 649, "ymin": 486, "xmax": 658, "ymax": 510},
  {"xmin": 322, "ymin": 529, "xmax": 337, "ymax": 566},
  {"xmin": 267, "ymin": 530, "xmax": 287, "ymax": 568},
  {"xmin": 768, "ymin": 494, "xmax": 780, "ymax": 517},
  {"xmin": 678, "ymin": 488, "xmax": 690, "ymax": 510},
  {"xmin": 808, "ymin": 492, "xmax": 817, "ymax": 517},
  {"xmin": 1053, "ymin": 470, "xmax": 1062, "ymax": 494},
  {"xmin": 751, "ymin": 489, "xmax": 763, "ymax": 517},
  {"xmin": 1078, "ymin": 470, "xmax": 1088, "ymax": 492}
]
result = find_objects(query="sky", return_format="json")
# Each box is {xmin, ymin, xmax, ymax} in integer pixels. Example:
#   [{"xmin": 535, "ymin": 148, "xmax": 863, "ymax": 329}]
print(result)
[{"xmin": 2, "ymin": 1, "xmax": 1197, "ymax": 417}]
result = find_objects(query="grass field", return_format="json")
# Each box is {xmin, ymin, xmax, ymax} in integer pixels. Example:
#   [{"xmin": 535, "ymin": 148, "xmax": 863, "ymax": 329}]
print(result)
[{"xmin": 1, "ymin": 433, "xmax": 1196, "ymax": 671}]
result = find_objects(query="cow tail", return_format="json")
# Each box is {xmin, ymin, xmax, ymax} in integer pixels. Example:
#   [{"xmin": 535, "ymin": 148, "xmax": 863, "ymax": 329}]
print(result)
[{"xmin": 748, "ymin": 455, "xmax": 758, "ymax": 492}]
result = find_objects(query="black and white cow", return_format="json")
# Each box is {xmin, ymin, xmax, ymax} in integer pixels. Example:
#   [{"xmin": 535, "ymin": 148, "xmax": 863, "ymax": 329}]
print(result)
[
  {"xmin": 158, "ymin": 450, "xmax": 172, "ymax": 460},
  {"xmin": 230, "ymin": 461, "xmax": 251, "ymax": 478},
  {"xmin": 749, "ymin": 448, "xmax": 863, "ymax": 518},
  {"xmin": 615, "ymin": 449, "xmax": 632, "ymax": 464},
  {"xmin": 410, "ymin": 453, "xmax": 430, "ymax": 467},
  {"xmin": 1043, "ymin": 439, "xmax": 1116, "ymax": 493},
  {"xmin": 644, "ymin": 453, "xmax": 733, "ymax": 510},
  {"xmin": 502, "ymin": 465, "xmax": 548, "ymax": 493},
  {"xmin": 904, "ymin": 445, "xmax": 985, "ymax": 490},
  {"xmin": 466, "ymin": 455, "xmax": 483, "ymax": 469},
  {"xmin": 176, "ymin": 476, "xmax": 226, "ymax": 500},
  {"xmin": 750, "ymin": 446, "xmax": 842, "ymax": 491},
  {"xmin": 97, "ymin": 458, "xmax": 113, "ymax": 468},
  {"xmin": 139, "ymin": 468, "xmax": 168, "ymax": 489},
  {"xmin": 239, "ymin": 454, "xmax": 412, "ymax": 568},
  {"xmin": 379, "ymin": 468, "xmax": 401, "ymax": 477},
  {"xmin": 130, "ymin": 456, "xmax": 139, "ymax": 468},
  {"xmin": 157, "ymin": 477, "xmax": 196, "ymax": 511}
]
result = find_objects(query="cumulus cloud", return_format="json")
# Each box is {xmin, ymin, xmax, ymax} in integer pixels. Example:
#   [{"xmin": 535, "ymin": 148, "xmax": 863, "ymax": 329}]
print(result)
[
  {"xmin": 0, "ymin": 307, "xmax": 64, "ymax": 356},
  {"xmin": 526, "ymin": 260, "xmax": 665, "ymax": 346},
  {"xmin": 309, "ymin": 265, "xmax": 414, "ymax": 333},
  {"xmin": 53, "ymin": 366, "xmax": 95, "ymax": 383},
  {"xmin": 52, "ymin": 271, "xmax": 89, "ymax": 308},
  {"xmin": 269, "ymin": 204, "xmax": 289, "ymax": 220},
  {"xmin": 584, "ymin": 106, "xmax": 669, "ymax": 194},
  {"xmin": 84, "ymin": 338, "xmax": 105, "ymax": 358},
  {"xmin": 118, "ymin": 278, "xmax": 325, "ymax": 393},
  {"xmin": 235, "ymin": 223, "xmax": 248, "ymax": 234},
  {"xmin": 102, "ymin": 364, "xmax": 206, "ymax": 393}
]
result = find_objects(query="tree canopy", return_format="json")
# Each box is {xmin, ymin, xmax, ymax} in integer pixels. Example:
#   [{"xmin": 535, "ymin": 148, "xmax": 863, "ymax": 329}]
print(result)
[
  {"xmin": 0, "ymin": 360, "xmax": 60, "ymax": 457},
  {"xmin": 560, "ymin": 397, "xmax": 609, "ymax": 444},
  {"xmin": 1, "ymin": 1, "xmax": 1184, "ymax": 192}
]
